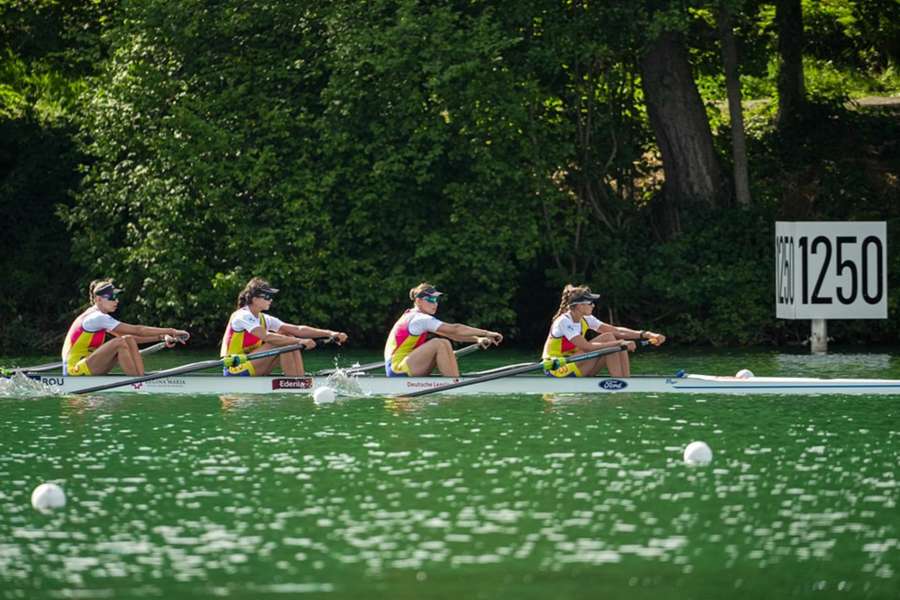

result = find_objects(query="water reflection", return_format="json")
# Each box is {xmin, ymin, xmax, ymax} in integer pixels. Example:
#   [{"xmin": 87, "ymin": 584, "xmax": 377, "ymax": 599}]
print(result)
[{"xmin": 219, "ymin": 394, "xmax": 259, "ymax": 412}]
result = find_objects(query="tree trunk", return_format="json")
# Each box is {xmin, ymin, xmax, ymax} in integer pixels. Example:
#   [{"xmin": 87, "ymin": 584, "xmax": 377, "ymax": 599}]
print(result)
[
  {"xmin": 640, "ymin": 30, "xmax": 725, "ymax": 235},
  {"xmin": 776, "ymin": 0, "xmax": 806, "ymax": 130},
  {"xmin": 717, "ymin": 3, "xmax": 751, "ymax": 207}
]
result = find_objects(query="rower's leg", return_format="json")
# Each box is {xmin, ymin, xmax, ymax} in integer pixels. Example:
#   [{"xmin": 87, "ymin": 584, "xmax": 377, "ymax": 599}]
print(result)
[
  {"xmin": 432, "ymin": 338, "xmax": 459, "ymax": 377},
  {"xmin": 250, "ymin": 356, "xmax": 278, "ymax": 375},
  {"xmin": 119, "ymin": 335, "xmax": 145, "ymax": 376},
  {"xmin": 83, "ymin": 339, "xmax": 123, "ymax": 375},
  {"xmin": 601, "ymin": 346, "xmax": 630, "ymax": 378},
  {"xmin": 84, "ymin": 336, "xmax": 143, "ymax": 376},
  {"xmin": 590, "ymin": 333, "xmax": 631, "ymax": 377},
  {"xmin": 245, "ymin": 343, "xmax": 279, "ymax": 375},
  {"xmin": 596, "ymin": 354, "xmax": 630, "ymax": 377},
  {"xmin": 404, "ymin": 339, "xmax": 457, "ymax": 377},
  {"xmin": 579, "ymin": 357, "xmax": 603, "ymax": 376},
  {"xmin": 279, "ymin": 350, "xmax": 305, "ymax": 376}
]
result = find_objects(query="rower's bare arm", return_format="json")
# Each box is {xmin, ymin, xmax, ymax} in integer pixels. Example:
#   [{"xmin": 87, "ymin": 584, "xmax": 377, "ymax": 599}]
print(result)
[
  {"xmin": 281, "ymin": 324, "xmax": 348, "ymax": 344},
  {"xmin": 598, "ymin": 323, "xmax": 665, "ymax": 346},
  {"xmin": 569, "ymin": 335, "xmax": 623, "ymax": 352},
  {"xmin": 569, "ymin": 333, "xmax": 633, "ymax": 353},
  {"xmin": 110, "ymin": 330, "xmax": 157, "ymax": 344},
  {"xmin": 597, "ymin": 323, "xmax": 629, "ymax": 338},
  {"xmin": 254, "ymin": 327, "xmax": 316, "ymax": 350},
  {"xmin": 112, "ymin": 323, "xmax": 190, "ymax": 344},
  {"xmin": 437, "ymin": 323, "xmax": 503, "ymax": 344},
  {"xmin": 569, "ymin": 335, "xmax": 595, "ymax": 352}
]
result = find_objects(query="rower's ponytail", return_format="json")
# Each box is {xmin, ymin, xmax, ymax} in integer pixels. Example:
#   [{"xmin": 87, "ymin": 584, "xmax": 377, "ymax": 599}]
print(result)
[{"xmin": 552, "ymin": 284, "xmax": 591, "ymax": 320}]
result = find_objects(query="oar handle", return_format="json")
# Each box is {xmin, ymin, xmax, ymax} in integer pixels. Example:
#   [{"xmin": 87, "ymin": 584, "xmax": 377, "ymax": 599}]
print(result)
[{"xmin": 453, "ymin": 343, "xmax": 482, "ymax": 360}]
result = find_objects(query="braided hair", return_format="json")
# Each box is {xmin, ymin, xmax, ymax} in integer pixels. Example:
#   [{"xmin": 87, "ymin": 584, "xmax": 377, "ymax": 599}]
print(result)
[
  {"xmin": 552, "ymin": 284, "xmax": 593, "ymax": 320},
  {"xmin": 237, "ymin": 277, "xmax": 272, "ymax": 308}
]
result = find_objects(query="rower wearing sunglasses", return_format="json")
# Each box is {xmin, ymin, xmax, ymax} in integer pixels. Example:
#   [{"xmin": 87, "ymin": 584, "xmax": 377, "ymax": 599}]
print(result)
[
  {"xmin": 384, "ymin": 282, "xmax": 503, "ymax": 377},
  {"xmin": 542, "ymin": 284, "xmax": 665, "ymax": 378},
  {"xmin": 62, "ymin": 279, "xmax": 190, "ymax": 376},
  {"xmin": 220, "ymin": 277, "xmax": 348, "ymax": 376}
]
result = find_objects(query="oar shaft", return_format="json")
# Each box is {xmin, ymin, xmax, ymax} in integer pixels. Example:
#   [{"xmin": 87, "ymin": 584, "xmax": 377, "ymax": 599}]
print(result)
[
  {"xmin": 7, "ymin": 340, "xmax": 173, "ymax": 376},
  {"xmin": 318, "ymin": 343, "xmax": 482, "ymax": 376},
  {"xmin": 399, "ymin": 342, "xmax": 644, "ymax": 398},
  {"xmin": 70, "ymin": 342, "xmax": 308, "ymax": 395},
  {"xmin": 463, "ymin": 362, "xmax": 533, "ymax": 377}
]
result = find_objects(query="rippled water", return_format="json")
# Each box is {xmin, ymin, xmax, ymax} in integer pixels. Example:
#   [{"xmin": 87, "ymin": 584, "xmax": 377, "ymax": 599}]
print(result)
[{"xmin": 1, "ymin": 349, "xmax": 899, "ymax": 599}]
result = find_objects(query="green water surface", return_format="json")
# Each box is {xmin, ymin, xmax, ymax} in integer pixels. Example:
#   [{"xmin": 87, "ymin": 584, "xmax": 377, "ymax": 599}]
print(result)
[{"xmin": 1, "ymin": 348, "xmax": 898, "ymax": 599}]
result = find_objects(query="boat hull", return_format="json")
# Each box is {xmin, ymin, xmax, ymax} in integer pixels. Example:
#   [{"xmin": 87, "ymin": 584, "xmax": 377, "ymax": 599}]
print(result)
[{"xmin": 25, "ymin": 373, "xmax": 900, "ymax": 396}]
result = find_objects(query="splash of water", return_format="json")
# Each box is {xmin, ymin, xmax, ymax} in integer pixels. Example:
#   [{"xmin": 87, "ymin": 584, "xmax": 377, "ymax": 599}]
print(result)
[
  {"xmin": 320, "ymin": 368, "xmax": 368, "ymax": 398},
  {"xmin": 0, "ymin": 372, "xmax": 61, "ymax": 398}
]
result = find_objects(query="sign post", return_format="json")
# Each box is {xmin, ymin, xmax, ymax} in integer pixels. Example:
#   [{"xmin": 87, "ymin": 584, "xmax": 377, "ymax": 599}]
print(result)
[{"xmin": 775, "ymin": 222, "xmax": 887, "ymax": 353}]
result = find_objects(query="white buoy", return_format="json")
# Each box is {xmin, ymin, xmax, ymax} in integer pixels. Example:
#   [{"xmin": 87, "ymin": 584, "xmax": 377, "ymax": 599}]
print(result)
[
  {"xmin": 313, "ymin": 387, "xmax": 337, "ymax": 405},
  {"xmin": 735, "ymin": 369, "xmax": 754, "ymax": 379},
  {"xmin": 683, "ymin": 441, "xmax": 713, "ymax": 465},
  {"xmin": 31, "ymin": 483, "xmax": 66, "ymax": 510}
]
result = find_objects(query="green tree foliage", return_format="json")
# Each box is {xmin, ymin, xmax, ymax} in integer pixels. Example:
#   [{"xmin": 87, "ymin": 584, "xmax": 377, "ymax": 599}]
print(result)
[
  {"xmin": 0, "ymin": 0, "xmax": 112, "ymax": 352},
  {"xmin": 63, "ymin": 1, "xmax": 334, "ymax": 339},
  {"xmin": 314, "ymin": 1, "xmax": 551, "ymax": 339},
  {"xmin": 3, "ymin": 0, "xmax": 897, "ymax": 353},
  {"xmin": 493, "ymin": 1, "xmax": 656, "ymax": 286},
  {"xmin": 64, "ymin": 0, "xmax": 553, "ymax": 344}
]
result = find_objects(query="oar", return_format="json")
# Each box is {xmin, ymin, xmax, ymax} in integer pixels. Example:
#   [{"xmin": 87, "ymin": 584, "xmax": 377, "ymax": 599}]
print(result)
[
  {"xmin": 70, "ymin": 342, "xmax": 311, "ymax": 395},
  {"xmin": 1, "ymin": 339, "xmax": 175, "ymax": 377},
  {"xmin": 317, "ymin": 342, "xmax": 483, "ymax": 376},
  {"xmin": 397, "ymin": 341, "xmax": 649, "ymax": 398},
  {"xmin": 463, "ymin": 362, "xmax": 534, "ymax": 377}
]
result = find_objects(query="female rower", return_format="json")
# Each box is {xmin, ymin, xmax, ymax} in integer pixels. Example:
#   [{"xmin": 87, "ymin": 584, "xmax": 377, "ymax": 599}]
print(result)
[
  {"xmin": 221, "ymin": 277, "xmax": 348, "ymax": 376},
  {"xmin": 384, "ymin": 282, "xmax": 503, "ymax": 377},
  {"xmin": 62, "ymin": 280, "xmax": 190, "ymax": 376},
  {"xmin": 542, "ymin": 284, "xmax": 665, "ymax": 378}
]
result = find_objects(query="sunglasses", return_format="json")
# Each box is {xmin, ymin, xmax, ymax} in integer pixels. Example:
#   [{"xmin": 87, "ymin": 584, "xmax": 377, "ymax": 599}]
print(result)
[
  {"xmin": 98, "ymin": 292, "xmax": 120, "ymax": 301},
  {"xmin": 256, "ymin": 292, "xmax": 274, "ymax": 301},
  {"xmin": 422, "ymin": 295, "xmax": 440, "ymax": 304}
]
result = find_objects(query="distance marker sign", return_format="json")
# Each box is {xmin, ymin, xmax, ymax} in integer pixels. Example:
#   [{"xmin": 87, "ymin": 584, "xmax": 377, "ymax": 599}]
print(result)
[{"xmin": 775, "ymin": 222, "xmax": 887, "ymax": 319}]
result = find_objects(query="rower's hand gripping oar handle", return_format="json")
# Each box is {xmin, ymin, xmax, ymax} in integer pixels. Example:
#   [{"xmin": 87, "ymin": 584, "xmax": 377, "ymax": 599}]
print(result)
[
  {"xmin": 541, "ymin": 339, "xmax": 646, "ymax": 371},
  {"xmin": 163, "ymin": 334, "xmax": 190, "ymax": 347},
  {"xmin": 317, "ymin": 341, "xmax": 481, "ymax": 376},
  {"xmin": 397, "ymin": 340, "xmax": 652, "ymax": 398},
  {"xmin": 2, "ymin": 335, "xmax": 191, "ymax": 377},
  {"xmin": 222, "ymin": 335, "xmax": 334, "ymax": 367}
]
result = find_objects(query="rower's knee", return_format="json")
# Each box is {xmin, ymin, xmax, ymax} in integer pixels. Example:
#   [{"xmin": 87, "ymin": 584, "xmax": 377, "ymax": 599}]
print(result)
[
  {"xmin": 598, "ymin": 332, "xmax": 617, "ymax": 342},
  {"xmin": 119, "ymin": 335, "xmax": 139, "ymax": 349},
  {"xmin": 435, "ymin": 338, "xmax": 453, "ymax": 354},
  {"xmin": 110, "ymin": 336, "xmax": 129, "ymax": 348}
]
